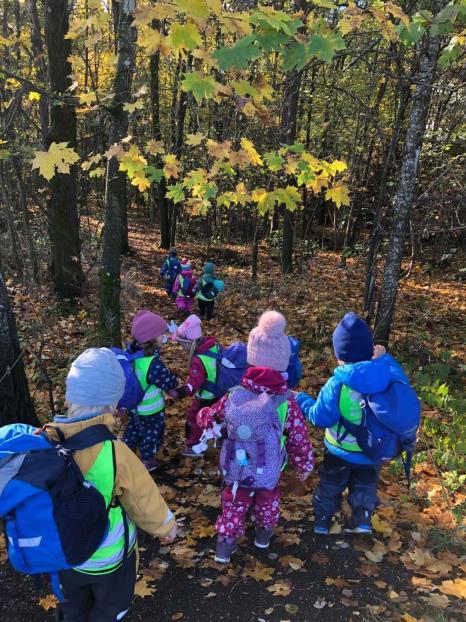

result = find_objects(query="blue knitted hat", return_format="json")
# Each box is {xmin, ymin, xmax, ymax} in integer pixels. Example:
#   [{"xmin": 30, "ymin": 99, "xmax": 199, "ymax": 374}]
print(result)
[{"xmin": 332, "ymin": 312, "xmax": 373, "ymax": 363}]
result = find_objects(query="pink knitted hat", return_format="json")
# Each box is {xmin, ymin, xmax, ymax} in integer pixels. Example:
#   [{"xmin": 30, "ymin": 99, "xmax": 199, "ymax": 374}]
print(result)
[
  {"xmin": 247, "ymin": 310, "xmax": 291, "ymax": 371},
  {"xmin": 172, "ymin": 314, "xmax": 202, "ymax": 342},
  {"xmin": 181, "ymin": 258, "xmax": 191, "ymax": 271},
  {"xmin": 131, "ymin": 310, "xmax": 168, "ymax": 343}
]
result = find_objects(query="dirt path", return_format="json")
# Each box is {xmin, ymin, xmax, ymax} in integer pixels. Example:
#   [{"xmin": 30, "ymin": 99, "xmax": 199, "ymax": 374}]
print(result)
[{"xmin": 1, "ymin": 220, "xmax": 464, "ymax": 622}]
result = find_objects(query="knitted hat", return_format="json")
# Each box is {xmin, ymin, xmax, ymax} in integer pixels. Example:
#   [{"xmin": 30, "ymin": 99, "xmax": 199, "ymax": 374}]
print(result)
[
  {"xmin": 181, "ymin": 258, "xmax": 191, "ymax": 271},
  {"xmin": 203, "ymin": 262, "xmax": 215, "ymax": 275},
  {"xmin": 173, "ymin": 314, "xmax": 202, "ymax": 342},
  {"xmin": 131, "ymin": 309, "xmax": 168, "ymax": 344},
  {"xmin": 332, "ymin": 312, "xmax": 373, "ymax": 363},
  {"xmin": 247, "ymin": 310, "xmax": 291, "ymax": 371},
  {"xmin": 169, "ymin": 247, "xmax": 177, "ymax": 255},
  {"xmin": 66, "ymin": 348, "xmax": 125, "ymax": 407}
]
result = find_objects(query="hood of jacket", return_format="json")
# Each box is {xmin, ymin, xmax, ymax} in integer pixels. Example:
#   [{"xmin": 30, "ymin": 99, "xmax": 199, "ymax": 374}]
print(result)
[
  {"xmin": 241, "ymin": 366, "xmax": 288, "ymax": 395},
  {"xmin": 47, "ymin": 412, "xmax": 115, "ymax": 441},
  {"xmin": 333, "ymin": 353, "xmax": 408, "ymax": 394},
  {"xmin": 195, "ymin": 336, "xmax": 218, "ymax": 354}
]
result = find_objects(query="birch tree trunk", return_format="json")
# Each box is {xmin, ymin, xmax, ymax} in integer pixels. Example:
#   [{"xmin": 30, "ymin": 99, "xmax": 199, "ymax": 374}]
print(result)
[{"xmin": 374, "ymin": 3, "xmax": 447, "ymax": 344}]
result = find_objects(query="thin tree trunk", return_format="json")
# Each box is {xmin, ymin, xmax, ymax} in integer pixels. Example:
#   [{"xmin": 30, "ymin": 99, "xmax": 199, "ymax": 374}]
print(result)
[
  {"xmin": 43, "ymin": 0, "xmax": 84, "ymax": 297},
  {"xmin": 374, "ymin": 5, "xmax": 447, "ymax": 345},
  {"xmin": 0, "ymin": 269, "xmax": 38, "ymax": 427},
  {"xmin": 280, "ymin": 68, "xmax": 302, "ymax": 273},
  {"xmin": 13, "ymin": 158, "xmax": 40, "ymax": 282},
  {"xmin": 99, "ymin": 0, "xmax": 136, "ymax": 345},
  {"xmin": 0, "ymin": 166, "xmax": 24, "ymax": 278},
  {"xmin": 27, "ymin": 0, "xmax": 49, "ymax": 146}
]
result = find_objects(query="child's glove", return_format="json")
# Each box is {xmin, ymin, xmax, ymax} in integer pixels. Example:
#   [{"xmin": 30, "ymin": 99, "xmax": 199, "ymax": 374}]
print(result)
[
  {"xmin": 197, "ymin": 407, "xmax": 214, "ymax": 429},
  {"xmin": 372, "ymin": 344, "xmax": 387, "ymax": 359},
  {"xmin": 161, "ymin": 521, "xmax": 178, "ymax": 543},
  {"xmin": 167, "ymin": 389, "xmax": 179, "ymax": 399}
]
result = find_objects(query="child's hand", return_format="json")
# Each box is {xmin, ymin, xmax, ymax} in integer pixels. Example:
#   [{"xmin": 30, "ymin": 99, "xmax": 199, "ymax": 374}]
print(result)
[
  {"xmin": 197, "ymin": 407, "xmax": 214, "ymax": 429},
  {"xmin": 162, "ymin": 522, "xmax": 177, "ymax": 543},
  {"xmin": 372, "ymin": 345, "xmax": 386, "ymax": 359},
  {"xmin": 167, "ymin": 389, "xmax": 179, "ymax": 400},
  {"xmin": 296, "ymin": 471, "xmax": 310, "ymax": 482}
]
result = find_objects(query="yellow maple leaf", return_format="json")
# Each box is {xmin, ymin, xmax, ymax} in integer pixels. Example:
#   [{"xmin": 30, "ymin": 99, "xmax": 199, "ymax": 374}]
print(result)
[
  {"xmin": 266, "ymin": 580, "xmax": 292, "ymax": 597},
  {"xmin": 31, "ymin": 142, "xmax": 79, "ymax": 180},
  {"xmin": 439, "ymin": 579, "xmax": 466, "ymax": 599},
  {"xmin": 134, "ymin": 578, "xmax": 156, "ymax": 598},
  {"xmin": 240, "ymin": 137, "xmax": 263, "ymax": 166},
  {"xmin": 243, "ymin": 561, "xmax": 274, "ymax": 581},
  {"xmin": 401, "ymin": 614, "xmax": 419, "ymax": 622},
  {"xmin": 207, "ymin": 139, "xmax": 232, "ymax": 160},
  {"xmin": 131, "ymin": 172, "xmax": 151, "ymax": 192},
  {"xmin": 78, "ymin": 92, "xmax": 97, "ymax": 106},
  {"xmin": 145, "ymin": 140, "xmax": 165, "ymax": 155},
  {"xmin": 371, "ymin": 514, "xmax": 393, "ymax": 536},
  {"xmin": 325, "ymin": 181, "xmax": 350, "ymax": 208},
  {"xmin": 123, "ymin": 100, "xmax": 144, "ymax": 113},
  {"xmin": 28, "ymin": 91, "xmax": 41, "ymax": 102},
  {"xmin": 175, "ymin": 0, "xmax": 209, "ymax": 22},
  {"xmin": 38, "ymin": 594, "xmax": 58, "ymax": 611},
  {"xmin": 163, "ymin": 154, "xmax": 181, "ymax": 180},
  {"xmin": 139, "ymin": 29, "xmax": 167, "ymax": 56},
  {"xmin": 186, "ymin": 133, "xmax": 206, "ymax": 146}
]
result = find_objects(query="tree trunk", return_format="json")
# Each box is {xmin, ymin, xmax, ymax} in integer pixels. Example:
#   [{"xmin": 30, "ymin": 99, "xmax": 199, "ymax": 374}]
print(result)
[
  {"xmin": 149, "ymin": 43, "xmax": 170, "ymax": 247},
  {"xmin": 99, "ymin": 0, "xmax": 136, "ymax": 345},
  {"xmin": 0, "ymin": 270, "xmax": 38, "ymax": 427},
  {"xmin": 374, "ymin": 8, "xmax": 447, "ymax": 345},
  {"xmin": 13, "ymin": 158, "xmax": 40, "ymax": 283},
  {"xmin": 280, "ymin": 68, "xmax": 301, "ymax": 273},
  {"xmin": 28, "ymin": 0, "xmax": 49, "ymax": 147},
  {"xmin": 0, "ymin": 165, "xmax": 24, "ymax": 278},
  {"xmin": 43, "ymin": 0, "xmax": 84, "ymax": 298}
]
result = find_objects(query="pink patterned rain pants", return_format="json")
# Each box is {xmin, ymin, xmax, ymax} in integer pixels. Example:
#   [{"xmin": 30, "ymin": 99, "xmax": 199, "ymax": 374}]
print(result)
[
  {"xmin": 176, "ymin": 296, "xmax": 194, "ymax": 312},
  {"xmin": 215, "ymin": 485, "xmax": 281, "ymax": 537}
]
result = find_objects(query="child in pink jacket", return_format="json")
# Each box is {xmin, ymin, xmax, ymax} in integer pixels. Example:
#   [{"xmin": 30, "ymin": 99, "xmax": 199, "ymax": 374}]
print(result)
[
  {"xmin": 172, "ymin": 259, "xmax": 197, "ymax": 314},
  {"xmin": 197, "ymin": 311, "xmax": 315, "ymax": 563}
]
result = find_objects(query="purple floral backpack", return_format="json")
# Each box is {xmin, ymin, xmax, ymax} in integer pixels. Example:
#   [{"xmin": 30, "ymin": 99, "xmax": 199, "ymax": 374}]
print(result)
[{"xmin": 219, "ymin": 387, "xmax": 289, "ymax": 491}]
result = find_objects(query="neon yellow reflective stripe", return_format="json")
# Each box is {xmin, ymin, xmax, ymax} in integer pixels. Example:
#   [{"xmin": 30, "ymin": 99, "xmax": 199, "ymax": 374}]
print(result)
[
  {"xmin": 76, "ymin": 441, "xmax": 137, "ymax": 574},
  {"xmin": 134, "ymin": 356, "xmax": 165, "ymax": 416},
  {"xmin": 277, "ymin": 399, "xmax": 289, "ymax": 471},
  {"xmin": 178, "ymin": 275, "xmax": 188, "ymax": 297},
  {"xmin": 196, "ymin": 346, "xmax": 218, "ymax": 399},
  {"xmin": 196, "ymin": 277, "xmax": 212, "ymax": 301},
  {"xmin": 325, "ymin": 384, "xmax": 364, "ymax": 453}
]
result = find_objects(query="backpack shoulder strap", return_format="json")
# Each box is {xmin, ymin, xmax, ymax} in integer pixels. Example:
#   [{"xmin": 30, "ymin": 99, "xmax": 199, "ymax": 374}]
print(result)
[{"xmin": 58, "ymin": 425, "xmax": 116, "ymax": 451}]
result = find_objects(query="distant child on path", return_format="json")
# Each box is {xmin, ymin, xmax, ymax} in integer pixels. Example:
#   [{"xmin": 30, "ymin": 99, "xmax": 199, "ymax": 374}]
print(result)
[
  {"xmin": 169, "ymin": 314, "xmax": 220, "ymax": 456},
  {"xmin": 197, "ymin": 311, "xmax": 314, "ymax": 563},
  {"xmin": 172, "ymin": 259, "xmax": 197, "ymax": 314},
  {"xmin": 296, "ymin": 312, "xmax": 415, "ymax": 535},
  {"xmin": 160, "ymin": 247, "xmax": 182, "ymax": 297},
  {"xmin": 124, "ymin": 310, "xmax": 178, "ymax": 471},
  {"xmin": 194, "ymin": 262, "xmax": 219, "ymax": 320}
]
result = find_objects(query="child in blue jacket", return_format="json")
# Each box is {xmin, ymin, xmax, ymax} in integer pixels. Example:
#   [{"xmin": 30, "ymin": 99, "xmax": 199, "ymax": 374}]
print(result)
[
  {"xmin": 160, "ymin": 247, "xmax": 182, "ymax": 297},
  {"xmin": 296, "ymin": 312, "xmax": 408, "ymax": 535}
]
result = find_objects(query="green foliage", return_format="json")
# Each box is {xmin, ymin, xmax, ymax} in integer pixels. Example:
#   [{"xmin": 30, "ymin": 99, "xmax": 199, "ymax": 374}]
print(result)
[
  {"xmin": 181, "ymin": 72, "xmax": 218, "ymax": 102},
  {"xmin": 213, "ymin": 35, "xmax": 261, "ymax": 71}
]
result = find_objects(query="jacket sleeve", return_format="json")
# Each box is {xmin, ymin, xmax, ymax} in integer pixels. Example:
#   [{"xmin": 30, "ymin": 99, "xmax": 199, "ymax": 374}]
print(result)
[
  {"xmin": 176, "ymin": 356, "xmax": 207, "ymax": 398},
  {"xmin": 296, "ymin": 377, "xmax": 342, "ymax": 428},
  {"xmin": 201, "ymin": 393, "xmax": 229, "ymax": 422},
  {"xmin": 114, "ymin": 441, "xmax": 175, "ymax": 538},
  {"xmin": 160, "ymin": 259, "xmax": 167, "ymax": 276},
  {"xmin": 284, "ymin": 397, "xmax": 315, "ymax": 475},
  {"xmin": 146, "ymin": 357, "xmax": 178, "ymax": 392}
]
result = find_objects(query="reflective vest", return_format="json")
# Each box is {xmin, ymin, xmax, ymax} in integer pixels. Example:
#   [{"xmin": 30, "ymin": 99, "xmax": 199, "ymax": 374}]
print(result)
[
  {"xmin": 178, "ymin": 274, "xmax": 193, "ymax": 298},
  {"xmin": 277, "ymin": 399, "xmax": 289, "ymax": 470},
  {"xmin": 76, "ymin": 440, "xmax": 137, "ymax": 574},
  {"xmin": 196, "ymin": 276, "xmax": 216, "ymax": 301},
  {"xmin": 325, "ymin": 384, "xmax": 364, "ymax": 454},
  {"xmin": 134, "ymin": 356, "xmax": 165, "ymax": 416},
  {"xmin": 196, "ymin": 345, "xmax": 220, "ymax": 400}
]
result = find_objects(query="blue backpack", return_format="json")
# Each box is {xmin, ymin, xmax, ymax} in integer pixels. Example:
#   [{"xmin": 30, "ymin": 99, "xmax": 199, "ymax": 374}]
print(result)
[
  {"xmin": 286, "ymin": 336, "xmax": 302, "ymax": 389},
  {"xmin": 0, "ymin": 423, "xmax": 118, "ymax": 598},
  {"xmin": 337, "ymin": 380, "xmax": 421, "ymax": 482},
  {"xmin": 110, "ymin": 347, "xmax": 144, "ymax": 411},
  {"xmin": 203, "ymin": 342, "xmax": 249, "ymax": 399},
  {"xmin": 163, "ymin": 257, "xmax": 181, "ymax": 281}
]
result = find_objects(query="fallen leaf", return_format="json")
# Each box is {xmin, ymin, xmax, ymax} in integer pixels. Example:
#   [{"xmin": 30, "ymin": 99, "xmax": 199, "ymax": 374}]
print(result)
[
  {"xmin": 367, "ymin": 604, "xmax": 386, "ymax": 615},
  {"xmin": 439, "ymin": 578, "xmax": 466, "ymax": 599},
  {"xmin": 267, "ymin": 580, "xmax": 292, "ymax": 597},
  {"xmin": 421, "ymin": 593, "xmax": 449, "ymax": 609},
  {"xmin": 389, "ymin": 590, "xmax": 399, "ymax": 600},
  {"xmin": 401, "ymin": 614, "xmax": 418, "ymax": 622},
  {"xmin": 374, "ymin": 580, "xmax": 387, "ymax": 589},
  {"xmin": 134, "ymin": 578, "xmax": 156, "ymax": 598},
  {"xmin": 279, "ymin": 555, "xmax": 304, "ymax": 571},
  {"xmin": 284, "ymin": 603, "xmax": 299, "ymax": 614},
  {"xmin": 204, "ymin": 592, "xmax": 216, "ymax": 598},
  {"xmin": 325, "ymin": 577, "xmax": 351, "ymax": 588},
  {"xmin": 365, "ymin": 549, "xmax": 384, "ymax": 563},
  {"xmin": 171, "ymin": 614, "xmax": 184, "ymax": 621},
  {"xmin": 371, "ymin": 514, "xmax": 393, "ymax": 536},
  {"xmin": 313, "ymin": 597, "xmax": 327, "ymax": 609},
  {"xmin": 38, "ymin": 595, "xmax": 58, "ymax": 611},
  {"xmin": 243, "ymin": 561, "xmax": 275, "ymax": 582}
]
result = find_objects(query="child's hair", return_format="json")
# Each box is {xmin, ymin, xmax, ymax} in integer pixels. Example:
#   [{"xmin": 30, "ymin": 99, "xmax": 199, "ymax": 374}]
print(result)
[{"xmin": 188, "ymin": 338, "xmax": 202, "ymax": 367}]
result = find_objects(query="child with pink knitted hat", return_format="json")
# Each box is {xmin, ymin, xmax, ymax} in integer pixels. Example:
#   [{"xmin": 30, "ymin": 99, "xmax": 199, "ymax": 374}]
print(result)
[
  {"xmin": 196, "ymin": 310, "xmax": 314, "ymax": 563},
  {"xmin": 172, "ymin": 259, "xmax": 197, "ymax": 315},
  {"xmin": 169, "ymin": 314, "xmax": 222, "ymax": 456},
  {"xmin": 123, "ymin": 310, "xmax": 179, "ymax": 472}
]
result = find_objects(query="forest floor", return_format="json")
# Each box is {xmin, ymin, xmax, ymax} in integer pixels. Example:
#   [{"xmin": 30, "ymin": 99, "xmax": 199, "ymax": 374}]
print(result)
[{"xmin": 1, "ymin": 217, "xmax": 465, "ymax": 622}]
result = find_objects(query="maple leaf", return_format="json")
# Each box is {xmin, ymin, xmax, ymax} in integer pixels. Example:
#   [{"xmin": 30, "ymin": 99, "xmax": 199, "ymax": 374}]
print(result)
[
  {"xmin": 78, "ymin": 91, "xmax": 96, "ymax": 105},
  {"xmin": 401, "ymin": 614, "xmax": 419, "ymax": 622},
  {"xmin": 123, "ymin": 100, "xmax": 144, "ymax": 113},
  {"xmin": 439, "ymin": 578, "xmax": 466, "ymax": 599},
  {"xmin": 243, "ymin": 561, "xmax": 274, "ymax": 581},
  {"xmin": 181, "ymin": 72, "xmax": 218, "ymax": 103},
  {"xmin": 213, "ymin": 35, "xmax": 261, "ymax": 71},
  {"xmin": 105, "ymin": 143, "xmax": 125, "ymax": 159},
  {"xmin": 28, "ymin": 91, "xmax": 41, "ymax": 102},
  {"xmin": 89, "ymin": 166, "xmax": 105, "ymax": 178},
  {"xmin": 264, "ymin": 151, "xmax": 285, "ymax": 172},
  {"xmin": 186, "ymin": 133, "xmax": 206, "ymax": 147},
  {"xmin": 166, "ymin": 183, "xmax": 185, "ymax": 204},
  {"xmin": 139, "ymin": 29, "xmax": 166, "ymax": 56},
  {"xmin": 279, "ymin": 555, "xmax": 304, "ymax": 571},
  {"xmin": 220, "ymin": 12, "xmax": 253, "ymax": 37},
  {"xmin": 169, "ymin": 23, "xmax": 202, "ymax": 52},
  {"xmin": 240, "ymin": 138, "xmax": 263, "ymax": 166},
  {"xmin": 384, "ymin": 2, "xmax": 410, "ymax": 26},
  {"xmin": 371, "ymin": 514, "xmax": 393, "ymax": 536},
  {"xmin": 32, "ymin": 142, "xmax": 79, "ymax": 180},
  {"xmin": 325, "ymin": 181, "xmax": 350, "ymax": 208},
  {"xmin": 134, "ymin": 578, "xmax": 156, "ymax": 598},
  {"xmin": 163, "ymin": 154, "xmax": 181, "ymax": 179},
  {"xmin": 175, "ymin": 0, "xmax": 209, "ymax": 22},
  {"xmin": 192, "ymin": 47, "xmax": 218, "ymax": 68},
  {"xmin": 145, "ymin": 140, "xmax": 165, "ymax": 155},
  {"xmin": 207, "ymin": 139, "xmax": 232, "ymax": 160},
  {"xmin": 38, "ymin": 594, "xmax": 58, "ymax": 611},
  {"xmin": 131, "ymin": 172, "xmax": 150, "ymax": 192},
  {"xmin": 275, "ymin": 186, "xmax": 300, "ymax": 211},
  {"xmin": 119, "ymin": 147, "xmax": 147, "ymax": 178},
  {"xmin": 267, "ymin": 580, "xmax": 292, "ymax": 597}
]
